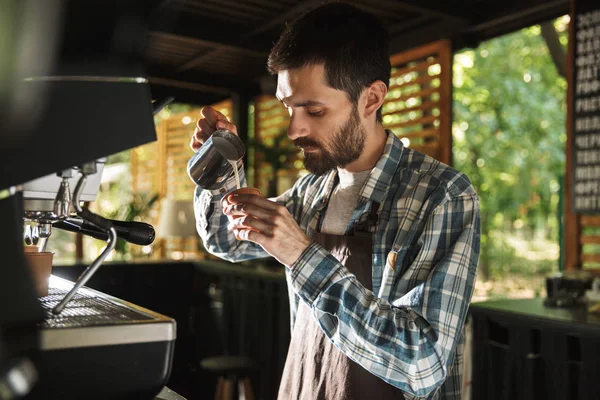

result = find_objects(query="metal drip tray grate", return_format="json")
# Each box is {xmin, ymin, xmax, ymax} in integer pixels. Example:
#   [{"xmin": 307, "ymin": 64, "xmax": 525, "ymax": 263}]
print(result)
[{"xmin": 39, "ymin": 283, "xmax": 154, "ymax": 329}]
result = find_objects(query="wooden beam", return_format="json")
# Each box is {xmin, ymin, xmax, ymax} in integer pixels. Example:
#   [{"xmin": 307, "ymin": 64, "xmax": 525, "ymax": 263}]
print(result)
[
  {"xmin": 581, "ymin": 216, "xmax": 600, "ymax": 225},
  {"xmin": 149, "ymin": 83, "xmax": 228, "ymax": 106},
  {"xmin": 150, "ymin": 32, "xmax": 267, "ymax": 59},
  {"xmin": 467, "ymin": 0, "xmax": 569, "ymax": 41},
  {"xmin": 149, "ymin": 77, "xmax": 232, "ymax": 96},
  {"xmin": 389, "ymin": 1, "xmax": 467, "ymax": 23},
  {"xmin": 249, "ymin": 0, "xmax": 323, "ymax": 36},
  {"xmin": 437, "ymin": 39, "xmax": 453, "ymax": 166},
  {"xmin": 580, "ymin": 235, "xmax": 600, "ymax": 244},
  {"xmin": 232, "ymin": 90, "xmax": 253, "ymax": 166},
  {"xmin": 388, "ymin": 15, "xmax": 433, "ymax": 36},
  {"xmin": 564, "ymin": 0, "xmax": 580, "ymax": 271},
  {"xmin": 540, "ymin": 21, "xmax": 567, "ymax": 79},
  {"xmin": 580, "ymin": 254, "xmax": 600, "ymax": 263},
  {"xmin": 151, "ymin": 13, "xmax": 273, "ymax": 54},
  {"xmin": 145, "ymin": 66, "xmax": 257, "ymax": 92},
  {"xmin": 177, "ymin": 48, "xmax": 225, "ymax": 72},
  {"xmin": 389, "ymin": 20, "xmax": 466, "ymax": 55}
]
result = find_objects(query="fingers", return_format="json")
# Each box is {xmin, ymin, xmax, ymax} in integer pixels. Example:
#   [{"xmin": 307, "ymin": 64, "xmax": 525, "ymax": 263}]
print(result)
[
  {"xmin": 228, "ymin": 215, "xmax": 274, "ymax": 236},
  {"xmin": 220, "ymin": 193, "xmax": 239, "ymax": 209},
  {"xmin": 238, "ymin": 229, "xmax": 262, "ymax": 243},
  {"xmin": 215, "ymin": 119, "xmax": 238, "ymax": 134},
  {"xmin": 201, "ymin": 106, "xmax": 220, "ymax": 128},
  {"xmin": 224, "ymin": 202, "xmax": 274, "ymax": 221},
  {"xmin": 236, "ymin": 229, "xmax": 279, "ymax": 248},
  {"xmin": 190, "ymin": 126, "xmax": 210, "ymax": 151},
  {"xmin": 190, "ymin": 116, "xmax": 212, "ymax": 151},
  {"xmin": 201, "ymin": 107, "xmax": 237, "ymax": 134},
  {"xmin": 197, "ymin": 118, "xmax": 214, "ymax": 136},
  {"xmin": 191, "ymin": 106, "xmax": 239, "ymax": 151},
  {"xmin": 190, "ymin": 134, "xmax": 201, "ymax": 152},
  {"xmin": 221, "ymin": 192, "xmax": 259, "ymax": 210},
  {"xmin": 227, "ymin": 194, "xmax": 280, "ymax": 211}
]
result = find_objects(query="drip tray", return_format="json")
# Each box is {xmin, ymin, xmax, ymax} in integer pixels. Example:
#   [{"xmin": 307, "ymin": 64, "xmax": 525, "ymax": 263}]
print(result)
[
  {"xmin": 40, "ymin": 285, "xmax": 154, "ymax": 329},
  {"xmin": 28, "ymin": 276, "xmax": 177, "ymax": 399},
  {"xmin": 39, "ymin": 275, "xmax": 176, "ymax": 350}
]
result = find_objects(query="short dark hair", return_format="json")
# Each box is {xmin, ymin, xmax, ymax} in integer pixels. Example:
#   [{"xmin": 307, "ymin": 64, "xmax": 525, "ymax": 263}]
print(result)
[{"xmin": 267, "ymin": 2, "xmax": 391, "ymax": 123}]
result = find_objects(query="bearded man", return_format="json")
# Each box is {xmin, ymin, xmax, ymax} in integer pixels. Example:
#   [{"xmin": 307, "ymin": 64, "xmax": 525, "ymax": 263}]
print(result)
[{"xmin": 191, "ymin": 3, "xmax": 480, "ymax": 399}]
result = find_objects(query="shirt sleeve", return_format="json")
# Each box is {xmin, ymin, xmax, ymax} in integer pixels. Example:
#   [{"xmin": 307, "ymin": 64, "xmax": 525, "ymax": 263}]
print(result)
[
  {"xmin": 193, "ymin": 164, "xmax": 307, "ymax": 265},
  {"xmin": 288, "ymin": 193, "xmax": 480, "ymax": 398},
  {"xmin": 193, "ymin": 166, "xmax": 270, "ymax": 262}
]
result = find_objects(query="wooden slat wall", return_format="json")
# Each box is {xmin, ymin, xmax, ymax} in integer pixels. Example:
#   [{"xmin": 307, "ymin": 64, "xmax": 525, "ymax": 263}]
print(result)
[
  {"xmin": 253, "ymin": 95, "xmax": 298, "ymax": 196},
  {"xmin": 162, "ymin": 110, "xmax": 201, "ymax": 200},
  {"xmin": 580, "ymin": 216, "xmax": 600, "ymax": 266},
  {"xmin": 131, "ymin": 128, "xmax": 163, "ymax": 202},
  {"xmin": 128, "ymin": 124, "xmax": 164, "ymax": 259},
  {"xmin": 579, "ymin": 216, "xmax": 600, "ymax": 269},
  {"xmin": 384, "ymin": 40, "xmax": 453, "ymax": 165},
  {"xmin": 158, "ymin": 100, "xmax": 233, "ymax": 200}
]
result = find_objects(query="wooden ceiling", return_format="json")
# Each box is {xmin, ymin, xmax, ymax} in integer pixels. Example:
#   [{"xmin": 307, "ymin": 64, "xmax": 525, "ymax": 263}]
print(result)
[{"xmin": 144, "ymin": 0, "xmax": 569, "ymax": 105}]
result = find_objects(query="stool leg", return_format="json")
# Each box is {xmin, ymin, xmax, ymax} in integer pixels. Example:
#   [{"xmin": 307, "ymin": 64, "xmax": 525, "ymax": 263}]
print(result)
[
  {"xmin": 214, "ymin": 376, "xmax": 225, "ymax": 400},
  {"xmin": 222, "ymin": 378, "xmax": 234, "ymax": 400},
  {"xmin": 239, "ymin": 377, "xmax": 254, "ymax": 400}
]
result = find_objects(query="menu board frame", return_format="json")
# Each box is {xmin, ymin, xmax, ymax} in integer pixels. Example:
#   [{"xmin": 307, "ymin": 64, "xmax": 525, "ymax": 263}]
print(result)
[{"xmin": 571, "ymin": 0, "xmax": 600, "ymax": 214}]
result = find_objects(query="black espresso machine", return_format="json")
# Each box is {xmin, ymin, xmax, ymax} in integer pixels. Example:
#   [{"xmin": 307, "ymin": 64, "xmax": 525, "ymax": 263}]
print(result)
[{"xmin": 0, "ymin": 1, "xmax": 179, "ymax": 398}]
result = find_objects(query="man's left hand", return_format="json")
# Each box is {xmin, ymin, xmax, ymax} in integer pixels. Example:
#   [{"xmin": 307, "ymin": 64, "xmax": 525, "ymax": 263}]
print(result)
[{"xmin": 223, "ymin": 194, "xmax": 311, "ymax": 267}]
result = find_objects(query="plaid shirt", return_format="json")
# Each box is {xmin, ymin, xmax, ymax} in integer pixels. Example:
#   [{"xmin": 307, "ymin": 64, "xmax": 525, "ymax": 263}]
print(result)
[{"xmin": 194, "ymin": 130, "xmax": 480, "ymax": 399}]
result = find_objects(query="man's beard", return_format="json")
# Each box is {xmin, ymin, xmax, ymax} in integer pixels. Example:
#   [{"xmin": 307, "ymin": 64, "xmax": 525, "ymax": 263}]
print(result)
[{"xmin": 294, "ymin": 110, "xmax": 365, "ymax": 176}]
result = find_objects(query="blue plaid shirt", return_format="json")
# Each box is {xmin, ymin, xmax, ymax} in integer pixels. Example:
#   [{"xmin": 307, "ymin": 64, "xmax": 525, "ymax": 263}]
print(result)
[{"xmin": 194, "ymin": 130, "xmax": 480, "ymax": 399}]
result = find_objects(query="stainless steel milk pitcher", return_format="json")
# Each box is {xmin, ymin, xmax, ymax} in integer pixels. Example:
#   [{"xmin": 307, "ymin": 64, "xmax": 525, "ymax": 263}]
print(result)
[{"xmin": 187, "ymin": 129, "xmax": 246, "ymax": 190}]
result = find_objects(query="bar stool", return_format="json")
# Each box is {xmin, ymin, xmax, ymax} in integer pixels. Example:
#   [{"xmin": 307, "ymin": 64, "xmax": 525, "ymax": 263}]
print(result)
[
  {"xmin": 200, "ymin": 355, "xmax": 258, "ymax": 400},
  {"xmin": 202, "ymin": 276, "xmax": 259, "ymax": 400}
]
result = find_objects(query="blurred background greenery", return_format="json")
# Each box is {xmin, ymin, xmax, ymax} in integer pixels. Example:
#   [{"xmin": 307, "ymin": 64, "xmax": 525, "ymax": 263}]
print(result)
[{"xmin": 453, "ymin": 17, "xmax": 569, "ymax": 300}]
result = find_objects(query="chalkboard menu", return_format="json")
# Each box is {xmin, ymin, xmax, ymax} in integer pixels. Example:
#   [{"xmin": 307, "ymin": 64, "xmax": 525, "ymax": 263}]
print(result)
[{"xmin": 572, "ymin": 0, "xmax": 600, "ymax": 213}]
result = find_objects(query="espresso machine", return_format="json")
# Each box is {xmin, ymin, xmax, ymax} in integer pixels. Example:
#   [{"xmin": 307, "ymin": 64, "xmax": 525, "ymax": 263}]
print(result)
[
  {"xmin": 18, "ymin": 158, "xmax": 177, "ymax": 400},
  {"xmin": 0, "ymin": 1, "xmax": 178, "ymax": 398}
]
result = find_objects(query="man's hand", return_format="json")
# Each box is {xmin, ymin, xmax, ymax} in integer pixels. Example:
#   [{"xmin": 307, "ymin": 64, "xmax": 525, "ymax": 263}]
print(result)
[
  {"xmin": 223, "ymin": 193, "xmax": 312, "ymax": 267},
  {"xmin": 190, "ymin": 106, "xmax": 238, "ymax": 152}
]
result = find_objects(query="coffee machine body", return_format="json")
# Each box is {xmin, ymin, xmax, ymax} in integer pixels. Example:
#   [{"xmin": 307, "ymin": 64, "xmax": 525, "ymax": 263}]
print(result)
[{"xmin": 0, "ymin": 1, "xmax": 178, "ymax": 398}]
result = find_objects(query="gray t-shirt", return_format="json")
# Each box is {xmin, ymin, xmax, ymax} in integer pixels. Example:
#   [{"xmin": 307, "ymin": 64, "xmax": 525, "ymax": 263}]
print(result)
[{"xmin": 321, "ymin": 168, "xmax": 371, "ymax": 235}]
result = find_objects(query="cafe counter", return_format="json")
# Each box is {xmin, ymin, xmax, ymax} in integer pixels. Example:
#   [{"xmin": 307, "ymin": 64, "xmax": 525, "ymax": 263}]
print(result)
[{"xmin": 469, "ymin": 297, "xmax": 600, "ymax": 400}]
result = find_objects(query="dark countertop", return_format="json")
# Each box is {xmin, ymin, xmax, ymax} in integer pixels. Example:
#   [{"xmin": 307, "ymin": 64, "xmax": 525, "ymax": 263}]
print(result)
[
  {"xmin": 470, "ymin": 297, "xmax": 600, "ymax": 331},
  {"xmin": 55, "ymin": 257, "xmax": 287, "ymax": 281},
  {"xmin": 193, "ymin": 258, "xmax": 286, "ymax": 280}
]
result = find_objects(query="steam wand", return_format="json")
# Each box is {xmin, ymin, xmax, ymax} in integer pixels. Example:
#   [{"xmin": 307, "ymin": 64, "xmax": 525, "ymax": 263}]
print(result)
[{"xmin": 52, "ymin": 164, "xmax": 117, "ymax": 315}]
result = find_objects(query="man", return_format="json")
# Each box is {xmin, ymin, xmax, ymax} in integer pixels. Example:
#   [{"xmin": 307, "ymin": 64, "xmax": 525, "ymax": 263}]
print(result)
[{"xmin": 190, "ymin": 3, "xmax": 480, "ymax": 400}]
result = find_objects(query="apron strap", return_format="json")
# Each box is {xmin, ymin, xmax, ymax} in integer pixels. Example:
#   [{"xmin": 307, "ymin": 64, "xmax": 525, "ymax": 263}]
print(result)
[{"xmin": 353, "ymin": 201, "xmax": 380, "ymax": 236}]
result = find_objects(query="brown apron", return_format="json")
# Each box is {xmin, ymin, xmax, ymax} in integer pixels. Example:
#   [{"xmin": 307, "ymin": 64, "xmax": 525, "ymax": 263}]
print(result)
[{"xmin": 278, "ymin": 202, "xmax": 405, "ymax": 400}]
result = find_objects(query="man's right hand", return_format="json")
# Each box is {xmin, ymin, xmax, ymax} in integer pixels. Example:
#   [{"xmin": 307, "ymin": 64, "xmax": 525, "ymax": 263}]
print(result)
[{"xmin": 190, "ymin": 106, "xmax": 238, "ymax": 152}]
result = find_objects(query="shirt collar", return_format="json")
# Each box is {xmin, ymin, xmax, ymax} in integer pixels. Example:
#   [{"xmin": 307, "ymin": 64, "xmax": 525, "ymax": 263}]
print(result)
[{"xmin": 360, "ymin": 129, "xmax": 404, "ymax": 204}]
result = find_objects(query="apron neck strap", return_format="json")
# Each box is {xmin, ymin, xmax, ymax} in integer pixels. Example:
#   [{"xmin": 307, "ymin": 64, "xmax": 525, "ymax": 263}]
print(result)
[{"xmin": 353, "ymin": 200, "xmax": 380, "ymax": 235}]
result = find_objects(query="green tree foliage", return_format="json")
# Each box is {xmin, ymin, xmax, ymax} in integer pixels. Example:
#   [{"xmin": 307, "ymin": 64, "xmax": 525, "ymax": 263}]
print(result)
[{"xmin": 453, "ymin": 19, "xmax": 568, "ymax": 280}]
